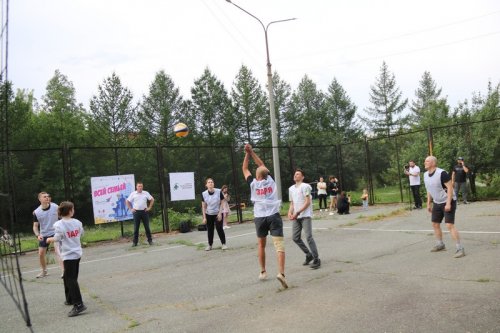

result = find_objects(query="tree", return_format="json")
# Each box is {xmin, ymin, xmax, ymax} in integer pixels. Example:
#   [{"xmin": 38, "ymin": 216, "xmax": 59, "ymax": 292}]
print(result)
[
  {"xmin": 270, "ymin": 71, "xmax": 292, "ymax": 143},
  {"xmin": 410, "ymin": 71, "xmax": 449, "ymax": 128},
  {"xmin": 323, "ymin": 78, "xmax": 361, "ymax": 143},
  {"xmin": 230, "ymin": 65, "xmax": 267, "ymax": 145},
  {"xmin": 38, "ymin": 70, "xmax": 87, "ymax": 146},
  {"xmin": 137, "ymin": 70, "xmax": 185, "ymax": 145},
  {"xmin": 284, "ymin": 75, "xmax": 325, "ymax": 145},
  {"xmin": 190, "ymin": 68, "xmax": 232, "ymax": 145},
  {"xmin": 89, "ymin": 72, "xmax": 136, "ymax": 146},
  {"xmin": 362, "ymin": 62, "xmax": 408, "ymax": 136}
]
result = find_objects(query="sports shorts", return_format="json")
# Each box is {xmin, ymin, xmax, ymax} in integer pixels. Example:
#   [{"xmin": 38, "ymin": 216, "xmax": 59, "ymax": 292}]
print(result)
[
  {"xmin": 254, "ymin": 213, "xmax": 283, "ymax": 238},
  {"xmin": 431, "ymin": 200, "xmax": 457, "ymax": 224}
]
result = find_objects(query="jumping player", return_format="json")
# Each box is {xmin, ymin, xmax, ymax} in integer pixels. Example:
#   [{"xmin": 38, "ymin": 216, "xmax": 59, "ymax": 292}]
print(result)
[{"xmin": 242, "ymin": 144, "xmax": 288, "ymax": 289}]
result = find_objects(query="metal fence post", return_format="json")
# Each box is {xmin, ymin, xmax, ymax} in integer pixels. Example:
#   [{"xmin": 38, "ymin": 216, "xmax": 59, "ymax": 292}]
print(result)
[
  {"xmin": 230, "ymin": 144, "xmax": 242, "ymax": 223},
  {"xmin": 62, "ymin": 144, "xmax": 71, "ymax": 200},
  {"xmin": 336, "ymin": 144, "xmax": 344, "ymax": 191},
  {"xmin": 394, "ymin": 136, "xmax": 404, "ymax": 203},
  {"xmin": 427, "ymin": 126, "xmax": 434, "ymax": 156},
  {"xmin": 156, "ymin": 144, "xmax": 169, "ymax": 233},
  {"xmin": 364, "ymin": 137, "xmax": 374, "ymax": 205}
]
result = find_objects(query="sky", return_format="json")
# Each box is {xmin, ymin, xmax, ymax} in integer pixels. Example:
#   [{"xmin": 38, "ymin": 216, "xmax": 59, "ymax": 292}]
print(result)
[{"xmin": 7, "ymin": 0, "xmax": 500, "ymax": 115}]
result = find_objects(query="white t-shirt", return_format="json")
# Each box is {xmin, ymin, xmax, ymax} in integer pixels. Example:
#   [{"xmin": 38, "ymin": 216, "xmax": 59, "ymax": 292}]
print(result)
[
  {"xmin": 317, "ymin": 182, "xmax": 327, "ymax": 195},
  {"xmin": 33, "ymin": 203, "xmax": 59, "ymax": 237},
  {"xmin": 127, "ymin": 191, "xmax": 153, "ymax": 210},
  {"xmin": 53, "ymin": 218, "xmax": 84, "ymax": 260},
  {"xmin": 408, "ymin": 165, "xmax": 421, "ymax": 186},
  {"xmin": 289, "ymin": 183, "xmax": 313, "ymax": 218},
  {"xmin": 248, "ymin": 175, "xmax": 281, "ymax": 218}
]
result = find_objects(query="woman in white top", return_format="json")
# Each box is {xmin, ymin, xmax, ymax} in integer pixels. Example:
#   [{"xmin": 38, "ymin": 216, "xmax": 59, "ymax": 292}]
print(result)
[
  {"xmin": 201, "ymin": 178, "xmax": 228, "ymax": 251},
  {"xmin": 316, "ymin": 177, "xmax": 327, "ymax": 211}
]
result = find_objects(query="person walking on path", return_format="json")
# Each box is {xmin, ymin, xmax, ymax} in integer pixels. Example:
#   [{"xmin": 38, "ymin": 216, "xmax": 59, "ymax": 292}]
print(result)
[
  {"xmin": 47, "ymin": 201, "xmax": 87, "ymax": 317},
  {"xmin": 316, "ymin": 177, "xmax": 328, "ymax": 212},
  {"xmin": 424, "ymin": 156, "xmax": 465, "ymax": 258},
  {"xmin": 126, "ymin": 182, "xmax": 154, "ymax": 246},
  {"xmin": 33, "ymin": 192, "xmax": 62, "ymax": 278},
  {"xmin": 288, "ymin": 169, "xmax": 321, "ymax": 269},
  {"xmin": 405, "ymin": 160, "xmax": 423, "ymax": 209},
  {"xmin": 328, "ymin": 176, "xmax": 339, "ymax": 215},
  {"xmin": 201, "ymin": 178, "xmax": 228, "ymax": 251},
  {"xmin": 452, "ymin": 157, "xmax": 470, "ymax": 204},
  {"xmin": 242, "ymin": 144, "xmax": 288, "ymax": 289}
]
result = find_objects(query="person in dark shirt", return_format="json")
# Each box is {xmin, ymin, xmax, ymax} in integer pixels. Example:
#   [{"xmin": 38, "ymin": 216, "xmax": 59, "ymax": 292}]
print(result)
[
  {"xmin": 337, "ymin": 191, "xmax": 350, "ymax": 215},
  {"xmin": 451, "ymin": 157, "xmax": 470, "ymax": 204}
]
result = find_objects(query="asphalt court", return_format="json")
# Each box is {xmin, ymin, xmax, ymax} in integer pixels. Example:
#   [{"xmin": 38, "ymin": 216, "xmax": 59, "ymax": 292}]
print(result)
[{"xmin": 1, "ymin": 201, "xmax": 499, "ymax": 333}]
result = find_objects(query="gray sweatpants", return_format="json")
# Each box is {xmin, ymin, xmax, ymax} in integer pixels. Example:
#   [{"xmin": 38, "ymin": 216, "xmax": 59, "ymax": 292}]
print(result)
[
  {"xmin": 292, "ymin": 217, "xmax": 319, "ymax": 259},
  {"xmin": 454, "ymin": 181, "xmax": 468, "ymax": 202}
]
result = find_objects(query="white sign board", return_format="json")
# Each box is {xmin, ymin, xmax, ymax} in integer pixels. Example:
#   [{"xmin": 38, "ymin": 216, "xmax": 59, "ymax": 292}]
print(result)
[
  {"xmin": 169, "ymin": 172, "xmax": 195, "ymax": 201},
  {"xmin": 90, "ymin": 174, "xmax": 135, "ymax": 224}
]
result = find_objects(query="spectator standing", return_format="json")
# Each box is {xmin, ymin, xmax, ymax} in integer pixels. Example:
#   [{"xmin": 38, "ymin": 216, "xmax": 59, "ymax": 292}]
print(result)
[
  {"xmin": 452, "ymin": 157, "xmax": 470, "ymax": 204},
  {"xmin": 201, "ymin": 178, "xmax": 228, "ymax": 251},
  {"xmin": 316, "ymin": 177, "xmax": 328, "ymax": 212},
  {"xmin": 327, "ymin": 176, "xmax": 339, "ymax": 215},
  {"xmin": 405, "ymin": 160, "xmax": 423, "ymax": 209},
  {"xmin": 221, "ymin": 185, "xmax": 231, "ymax": 229}
]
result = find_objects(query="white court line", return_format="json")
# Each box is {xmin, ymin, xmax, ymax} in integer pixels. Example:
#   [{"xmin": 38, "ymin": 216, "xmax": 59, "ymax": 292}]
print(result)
[{"xmin": 338, "ymin": 227, "xmax": 500, "ymax": 234}]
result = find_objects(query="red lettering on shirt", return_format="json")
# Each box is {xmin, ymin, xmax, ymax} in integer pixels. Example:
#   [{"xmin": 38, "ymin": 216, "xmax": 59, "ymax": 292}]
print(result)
[
  {"xmin": 66, "ymin": 230, "xmax": 79, "ymax": 238},
  {"xmin": 255, "ymin": 187, "xmax": 273, "ymax": 196}
]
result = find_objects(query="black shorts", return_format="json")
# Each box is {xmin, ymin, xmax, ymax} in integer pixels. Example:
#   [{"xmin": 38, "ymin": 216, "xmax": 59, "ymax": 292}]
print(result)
[
  {"xmin": 38, "ymin": 235, "xmax": 54, "ymax": 248},
  {"xmin": 431, "ymin": 200, "xmax": 457, "ymax": 224},
  {"xmin": 254, "ymin": 213, "xmax": 283, "ymax": 238}
]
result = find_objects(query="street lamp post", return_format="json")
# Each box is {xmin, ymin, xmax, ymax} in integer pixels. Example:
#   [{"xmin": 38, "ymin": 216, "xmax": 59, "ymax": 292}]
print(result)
[{"xmin": 226, "ymin": 0, "xmax": 296, "ymax": 200}]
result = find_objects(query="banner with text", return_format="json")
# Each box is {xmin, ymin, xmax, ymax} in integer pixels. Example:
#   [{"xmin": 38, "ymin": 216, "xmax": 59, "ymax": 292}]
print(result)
[
  {"xmin": 169, "ymin": 172, "xmax": 195, "ymax": 201},
  {"xmin": 91, "ymin": 174, "xmax": 135, "ymax": 224}
]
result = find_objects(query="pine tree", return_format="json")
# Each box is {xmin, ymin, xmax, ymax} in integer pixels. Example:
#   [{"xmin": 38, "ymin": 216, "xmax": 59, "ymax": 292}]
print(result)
[
  {"xmin": 410, "ymin": 71, "xmax": 449, "ymax": 128},
  {"xmin": 230, "ymin": 65, "xmax": 267, "ymax": 145},
  {"xmin": 362, "ymin": 62, "xmax": 408, "ymax": 136},
  {"xmin": 190, "ymin": 68, "xmax": 232, "ymax": 145},
  {"xmin": 270, "ymin": 72, "xmax": 292, "ymax": 143},
  {"xmin": 137, "ymin": 70, "xmax": 184, "ymax": 145},
  {"xmin": 323, "ymin": 78, "xmax": 361, "ymax": 143},
  {"xmin": 89, "ymin": 72, "xmax": 136, "ymax": 146}
]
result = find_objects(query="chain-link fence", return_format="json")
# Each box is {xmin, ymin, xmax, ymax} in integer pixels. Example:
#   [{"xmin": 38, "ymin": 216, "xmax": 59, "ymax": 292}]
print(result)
[{"xmin": 2, "ymin": 118, "xmax": 499, "ymax": 236}]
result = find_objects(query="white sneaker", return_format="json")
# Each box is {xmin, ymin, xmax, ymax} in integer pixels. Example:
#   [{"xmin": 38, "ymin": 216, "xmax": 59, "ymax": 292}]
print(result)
[
  {"xmin": 205, "ymin": 245, "xmax": 212, "ymax": 251},
  {"xmin": 276, "ymin": 273, "xmax": 288, "ymax": 289},
  {"xmin": 259, "ymin": 271, "xmax": 267, "ymax": 280},
  {"xmin": 320, "ymin": 209, "xmax": 323, "ymax": 212},
  {"xmin": 221, "ymin": 244, "xmax": 228, "ymax": 250},
  {"xmin": 329, "ymin": 212, "xmax": 334, "ymax": 216}
]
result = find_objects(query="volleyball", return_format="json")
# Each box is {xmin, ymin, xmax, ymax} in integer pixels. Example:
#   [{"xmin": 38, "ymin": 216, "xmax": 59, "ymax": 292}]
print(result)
[{"xmin": 174, "ymin": 122, "xmax": 189, "ymax": 137}]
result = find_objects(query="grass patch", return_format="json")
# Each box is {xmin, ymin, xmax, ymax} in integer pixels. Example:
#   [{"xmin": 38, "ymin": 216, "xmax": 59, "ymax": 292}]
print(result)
[
  {"xmin": 476, "ymin": 278, "xmax": 491, "ymax": 283},
  {"xmin": 334, "ymin": 270, "xmax": 342, "ymax": 273},
  {"xmin": 365, "ymin": 208, "xmax": 407, "ymax": 222},
  {"xmin": 339, "ymin": 222, "xmax": 358, "ymax": 227},
  {"xmin": 490, "ymin": 240, "xmax": 499, "ymax": 245},
  {"xmin": 169, "ymin": 239, "xmax": 196, "ymax": 247}
]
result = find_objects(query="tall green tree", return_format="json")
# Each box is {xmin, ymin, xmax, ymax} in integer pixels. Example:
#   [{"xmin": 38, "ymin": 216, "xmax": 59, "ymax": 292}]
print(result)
[
  {"xmin": 137, "ymin": 70, "xmax": 184, "ymax": 145},
  {"xmin": 230, "ymin": 65, "xmax": 267, "ymax": 145},
  {"xmin": 323, "ymin": 78, "xmax": 361, "ymax": 142},
  {"xmin": 38, "ymin": 70, "xmax": 87, "ymax": 146},
  {"xmin": 284, "ymin": 75, "xmax": 325, "ymax": 145},
  {"xmin": 89, "ymin": 72, "xmax": 136, "ymax": 146},
  {"xmin": 362, "ymin": 62, "xmax": 408, "ymax": 136},
  {"xmin": 410, "ymin": 71, "xmax": 449, "ymax": 128},
  {"xmin": 270, "ymin": 71, "xmax": 292, "ymax": 144},
  {"xmin": 0, "ymin": 82, "xmax": 34, "ymax": 149},
  {"xmin": 190, "ymin": 68, "xmax": 232, "ymax": 145}
]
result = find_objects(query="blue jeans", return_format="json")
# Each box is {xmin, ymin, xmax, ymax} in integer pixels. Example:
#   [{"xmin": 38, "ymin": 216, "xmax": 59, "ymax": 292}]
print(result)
[{"xmin": 133, "ymin": 210, "xmax": 152, "ymax": 244}]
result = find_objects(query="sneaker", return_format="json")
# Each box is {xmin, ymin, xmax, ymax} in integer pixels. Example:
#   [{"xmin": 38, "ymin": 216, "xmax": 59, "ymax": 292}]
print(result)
[
  {"xmin": 259, "ymin": 271, "xmax": 267, "ymax": 281},
  {"xmin": 276, "ymin": 273, "xmax": 288, "ymax": 289},
  {"xmin": 303, "ymin": 254, "xmax": 314, "ymax": 266},
  {"xmin": 463, "ymin": 201, "xmax": 468, "ymax": 204},
  {"xmin": 68, "ymin": 303, "xmax": 87, "ymax": 317},
  {"xmin": 132, "ymin": 243, "xmax": 137, "ymax": 247},
  {"xmin": 320, "ymin": 209, "xmax": 323, "ymax": 212},
  {"xmin": 36, "ymin": 270, "xmax": 48, "ymax": 278},
  {"xmin": 453, "ymin": 248, "xmax": 466, "ymax": 258},
  {"xmin": 205, "ymin": 245, "xmax": 212, "ymax": 251},
  {"xmin": 64, "ymin": 301, "xmax": 72, "ymax": 306},
  {"xmin": 310, "ymin": 259, "xmax": 321, "ymax": 269},
  {"xmin": 329, "ymin": 212, "xmax": 334, "ymax": 216},
  {"xmin": 430, "ymin": 244, "xmax": 446, "ymax": 252},
  {"xmin": 223, "ymin": 226, "xmax": 231, "ymax": 229},
  {"xmin": 221, "ymin": 244, "xmax": 228, "ymax": 250},
  {"xmin": 148, "ymin": 240, "xmax": 153, "ymax": 246}
]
